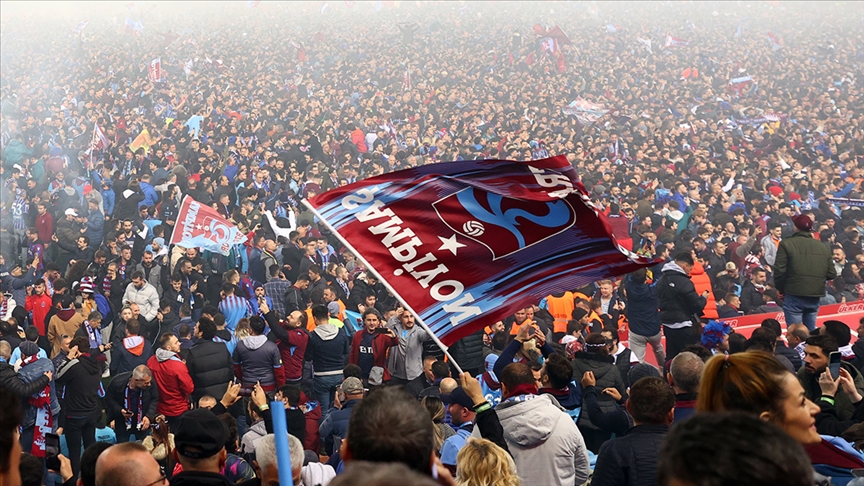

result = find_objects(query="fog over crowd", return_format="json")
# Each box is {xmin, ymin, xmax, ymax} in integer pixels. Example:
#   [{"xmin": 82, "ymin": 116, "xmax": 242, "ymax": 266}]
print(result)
[{"xmin": 1, "ymin": 1, "xmax": 864, "ymax": 486}]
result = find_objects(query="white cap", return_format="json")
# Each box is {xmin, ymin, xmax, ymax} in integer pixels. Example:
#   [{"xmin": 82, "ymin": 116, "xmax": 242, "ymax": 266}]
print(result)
[{"xmin": 65, "ymin": 208, "xmax": 78, "ymax": 217}]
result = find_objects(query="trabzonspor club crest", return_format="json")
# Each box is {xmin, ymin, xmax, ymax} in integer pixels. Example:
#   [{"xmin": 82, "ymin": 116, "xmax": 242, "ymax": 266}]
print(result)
[{"xmin": 432, "ymin": 187, "xmax": 576, "ymax": 260}]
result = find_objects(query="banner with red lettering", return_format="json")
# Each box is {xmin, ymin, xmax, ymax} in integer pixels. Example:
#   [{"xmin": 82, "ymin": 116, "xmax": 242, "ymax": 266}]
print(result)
[
  {"xmin": 304, "ymin": 155, "xmax": 657, "ymax": 346},
  {"xmin": 148, "ymin": 57, "xmax": 162, "ymax": 82},
  {"xmin": 169, "ymin": 196, "xmax": 247, "ymax": 255},
  {"xmin": 718, "ymin": 302, "xmax": 864, "ymax": 332}
]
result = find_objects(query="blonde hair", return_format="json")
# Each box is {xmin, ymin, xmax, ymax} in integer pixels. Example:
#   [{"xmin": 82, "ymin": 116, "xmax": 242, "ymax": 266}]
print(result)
[
  {"xmin": 456, "ymin": 438, "xmax": 521, "ymax": 486},
  {"xmin": 235, "ymin": 318, "xmax": 252, "ymax": 341}
]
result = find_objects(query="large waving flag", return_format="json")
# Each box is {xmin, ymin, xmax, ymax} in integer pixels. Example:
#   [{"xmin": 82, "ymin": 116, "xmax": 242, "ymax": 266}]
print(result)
[
  {"xmin": 125, "ymin": 17, "xmax": 143, "ymax": 36},
  {"xmin": 303, "ymin": 156, "xmax": 655, "ymax": 347},
  {"xmin": 170, "ymin": 196, "xmax": 248, "ymax": 255}
]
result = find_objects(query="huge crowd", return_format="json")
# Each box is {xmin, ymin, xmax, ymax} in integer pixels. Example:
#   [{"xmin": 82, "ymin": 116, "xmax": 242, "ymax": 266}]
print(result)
[{"xmin": 1, "ymin": 1, "xmax": 863, "ymax": 485}]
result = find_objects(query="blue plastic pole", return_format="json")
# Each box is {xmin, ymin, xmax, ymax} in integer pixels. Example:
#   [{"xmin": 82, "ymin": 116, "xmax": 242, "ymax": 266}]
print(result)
[{"xmin": 269, "ymin": 401, "xmax": 294, "ymax": 486}]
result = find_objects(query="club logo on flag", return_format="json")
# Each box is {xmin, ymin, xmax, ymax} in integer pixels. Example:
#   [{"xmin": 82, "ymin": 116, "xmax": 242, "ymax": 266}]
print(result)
[
  {"xmin": 170, "ymin": 196, "xmax": 247, "ymax": 255},
  {"xmin": 432, "ymin": 188, "xmax": 576, "ymax": 260}
]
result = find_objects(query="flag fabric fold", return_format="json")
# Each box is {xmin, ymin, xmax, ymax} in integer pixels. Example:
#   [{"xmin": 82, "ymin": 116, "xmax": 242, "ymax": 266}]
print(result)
[
  {"xmin": 71, "ymin": 20, "xmax": 89, "ymax": 34},
  {"xmin": 664, "ymin": 34, "xmax": 689, "ymax": 48},
  {"xmin": 303, "ymin": 156, "xmax": 656, "ymax": 345},
  {"xmin": 562, "ymin": 97, "xmax": 610, "ymax": 126},
  {"xmin": 170, "ymin": 196, "xmax": 248, "ymax": 255}
]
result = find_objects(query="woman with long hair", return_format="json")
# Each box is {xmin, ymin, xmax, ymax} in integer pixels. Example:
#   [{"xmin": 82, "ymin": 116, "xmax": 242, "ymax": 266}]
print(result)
[
  {"xmin": 698, "ymin": 351, "xmax": 864, "ymax": 482},
  {"xmin": 421, "ymin": 395, "xmax": 455, "ymax": 452},
  {"xmin": 455, "ymin": 438, "xmax": 521, "ymax": 486}
]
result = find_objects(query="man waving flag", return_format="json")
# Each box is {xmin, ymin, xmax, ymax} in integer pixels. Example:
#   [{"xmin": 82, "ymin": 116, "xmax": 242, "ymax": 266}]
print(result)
[{"xmin": 303, "ymin": 156, "xmax": 656, "ymax": 351}]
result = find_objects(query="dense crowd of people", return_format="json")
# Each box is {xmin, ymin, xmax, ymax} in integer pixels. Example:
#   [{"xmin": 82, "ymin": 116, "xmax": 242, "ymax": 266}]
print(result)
[{"xmin": 1, "ymin": 1, "xmax": 864, "ymax": 485}]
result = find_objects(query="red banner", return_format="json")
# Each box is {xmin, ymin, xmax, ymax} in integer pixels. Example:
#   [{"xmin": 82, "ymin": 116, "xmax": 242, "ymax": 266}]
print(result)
[
  {"xmin": 148, "ymin": 58, "xmax": 162, "ymax": 82},
  {"xmin": 717, "ymin": 302, "xmax": 864, "ymax": 337},
  {"xmin": 169, "ymin": 196, "xmax": 247, "ymax": 255}
]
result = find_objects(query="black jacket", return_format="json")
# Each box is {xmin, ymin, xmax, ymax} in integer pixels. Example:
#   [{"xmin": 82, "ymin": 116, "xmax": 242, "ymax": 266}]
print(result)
[
  {"xmin": 105, "ymin": 371, "xmax": 159, "ymax": 429},
  {"xmin": 739, "ymin": 281, "xmax": 765, "ymax": 315},
  {"xmin": 170, "ymin": 471, "xmax": 233, "ymax": 486},
  {"xmin": 186, "ymin": 339, "xmax": 234, "ymax": 402},
  {"xmin": 0, "ymin": 361, "xmax": 50, "ymax": 399},
  {"xmin": 320, "ymin": 399, "xmax": 358, "ymax": 455},
  {"xmin": 591, "ymin": 424, "xmax": 670, "ymax": 486},
  {"xmin": 657, "ymin": 262, "xmax": 706, "ymax": 325},
  {"xmin": 55, "ymin": 354, "xmax": 103, "ymax": 416},
  {"xmin": 775, "ymin": 342, "xmax": 803, "ymax": 371},
  {"xmin": 405, "ymin": 374, "xmax": 433, "ymax": 399},
  {"xmin": 449, "ymin": 329, "xmax": 486, "ymax": 374}
]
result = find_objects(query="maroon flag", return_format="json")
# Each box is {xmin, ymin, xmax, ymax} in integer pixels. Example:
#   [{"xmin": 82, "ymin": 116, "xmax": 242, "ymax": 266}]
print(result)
[
  {"xmin": 303, "ymin": 156, "xmax": 655, "ymax": 347},
  {"xmin": 148, "ymin": 58, "xmax": 162, "ymax": 82},
  {"xmin": 401, "ymin": 68, "xmax": 411, "ymax": 92},
  {"xmin": 170, "ymin": 196, "xmax": 247, "ymax": 255}
]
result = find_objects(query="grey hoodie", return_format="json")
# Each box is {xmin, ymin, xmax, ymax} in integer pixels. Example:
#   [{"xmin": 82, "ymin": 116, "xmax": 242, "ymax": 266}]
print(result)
[
  {"xmin": 155, "ymin": 348, "xmax": 177, "ymax": 362},
  {"xmin": 473, "ymin": 394, "xmax": 590, "ymax": 486}
]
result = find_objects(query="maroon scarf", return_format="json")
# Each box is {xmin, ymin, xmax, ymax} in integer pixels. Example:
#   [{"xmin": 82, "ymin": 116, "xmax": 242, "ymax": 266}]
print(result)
[{"xmin": 22, "ymin": 354, "xmax": 52, "ymax": 457}]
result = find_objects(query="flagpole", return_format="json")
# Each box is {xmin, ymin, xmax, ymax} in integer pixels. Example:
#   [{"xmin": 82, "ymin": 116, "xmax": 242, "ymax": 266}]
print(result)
[
  {"xmin": 88, "ymin": 122, "xmax": 98, "ymax": 176},
  {"xmin": 301, "ymin": 199, "xmax": 465, "ymax": 376}
]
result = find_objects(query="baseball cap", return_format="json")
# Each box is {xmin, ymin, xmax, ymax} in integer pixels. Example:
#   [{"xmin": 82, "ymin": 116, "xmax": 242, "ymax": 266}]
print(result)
[
  {"xmin": 341, "ymin": 377, "xmax": 364, "ymax": 395},
  {"xmin": 327, "ymin": 301, "xmax": 340, "ymax": 316},
  {"xmin": 792, "ymin": 214, "xmax": 813, "ymax": 232},
  {"xmin": 174, "ymin": 409, "xmax": 229, "ymax": 459},
  {"xmin": 440, "ymin": 387, "xmax": 475, "ymax": 409},
  {"xmin": 725, "ymin": 262, "xmax": 737, "ymax": 271},
  {"xmin": 65, "ymin": 208, "xmax": 79, "ymax": 217}
]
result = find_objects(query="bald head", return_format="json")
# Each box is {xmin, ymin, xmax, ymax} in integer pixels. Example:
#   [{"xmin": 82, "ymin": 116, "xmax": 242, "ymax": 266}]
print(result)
[
  {"xmin": 95, "ymin": 443, "xmax": 163, "ymax": 486},
  {"xmin": 787, "ymin": 323, "xmax": 810, "ymax": 346},
  {"xmin": 439, "ymin": 377, "xmax": 458, "ymax": 395}
]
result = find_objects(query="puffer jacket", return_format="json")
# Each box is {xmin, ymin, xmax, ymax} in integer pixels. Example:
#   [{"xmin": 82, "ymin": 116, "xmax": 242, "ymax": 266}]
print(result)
[
  {"xmin": 471, "ymin": 393, "xmax": 590, "ymax": 486},
  {"xmin": 186, "ymin": 339, "xmax": 234, "ymax": 402},
  {"xmin": 571, "ymin": 352, "xmax": 627, "ymax": 431},
  {"xmin": 0, "ymin": 361, "xmax": 50, "ymax": 401},
  {"xmin": 656, "ymin": 261, "xmax": 706, "ymax": 325},
  {"xmin": 689, "ymin": 261, "xmax": 718, "ymax": 319},
  {"xmin": 775, "ymin": 231, "xmax": 836, "ymax": 297},
  {"xmin": 591, "ymin": 424, "xmax": 670, "ymax": 486},
  {"xmin": 448, "ymin": 329, "xmax": 486, "ymax": 375}
]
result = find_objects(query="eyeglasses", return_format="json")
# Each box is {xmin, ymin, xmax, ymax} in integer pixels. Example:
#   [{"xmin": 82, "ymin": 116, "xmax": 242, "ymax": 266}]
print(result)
[{"xmin": 142, "ymin": 475, "xmax": 167, "ymax": 486}]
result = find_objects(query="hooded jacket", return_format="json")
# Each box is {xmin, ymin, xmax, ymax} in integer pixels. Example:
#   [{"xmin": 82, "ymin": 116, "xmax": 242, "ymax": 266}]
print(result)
[
  {"xmin": 472, "ymin": 393, "xmax": 590, "ymax": 486},
  {"xmin": 110, "ymin": 335, "xmax": 152, "ymax": 376},
  {"xmin": 0, "ymin": 360, "xmax": 50, "ymax": 400},
  {"xmin": 232, "ymin": 335, "xmax": 285, "ymax": 388},
  {"xmin": 306, "ymin": 323, "xmax": 350, "ymax": 374},
  {"xmin": 55, "ymin": 353, "xmax": 102, "ymax": 416},
  {"xmin": 571, "ymin": 352, "xmax": 628, "ymax": 432},
  {"xmin": 47, "ymin": 309, "xmax": 85, "ymax": 357},
  {"xmin": 186, "ymin": 338, "xmax": 234, "ymax": 402},
  {"xmin": 657, "ymin": 261, "xmax": 706, "ymax": 326},
  {"xmin": 147, "ymin": 349, "xmax": 194, "ymax": 417}
]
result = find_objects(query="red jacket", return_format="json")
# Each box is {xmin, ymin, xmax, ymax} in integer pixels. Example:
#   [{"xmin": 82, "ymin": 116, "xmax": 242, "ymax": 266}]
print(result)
[
  {"xmin": 147, "ymin": 351, "xmax": 194, "ymax": 417},
  {"xmin": 349, "ymin": 330, "xmax": 398, "ymax": 382},
  {"xmin": 276, "ymin": 328, "xmax": 309, "ymax": 382},
  {"xmin": 36, "ymin": 213, "xmax": 53, "ymax": 245},
  {"xmin": 25, "ymin": 293, "xmax": 53, "ymax": 335}
]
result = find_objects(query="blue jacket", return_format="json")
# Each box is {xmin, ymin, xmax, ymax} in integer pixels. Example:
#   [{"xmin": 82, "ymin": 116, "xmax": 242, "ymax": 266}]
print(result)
[
  {"xmin": 18, "ymin": 357, "xmax": 60, "ymax": 428},
  {"xmin": 624, "ymin": 275, "xmax": 662, "ymax": 337},
  {"xmin": 86, "ymin": 208, "xmax": 105, "ymax": 246},
  {"xmin": 139, "ymin": 181, "xmax": 159, "ymax": 210},
  {"xmin": 101, "ymin": 188, "xmax": 116, "ymax": 217},
  {"xmin": 320, "ymin": 399, "xmax": 358, "ymax": 455}
]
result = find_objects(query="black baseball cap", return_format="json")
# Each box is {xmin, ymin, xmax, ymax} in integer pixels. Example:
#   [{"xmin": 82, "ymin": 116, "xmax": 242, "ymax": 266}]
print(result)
[
  {"xmin": 174, "ymin": 408, "xmax": 229, "ymax": 459},
  {"xmin": 440, "ymin": 387, "xmax": 475, "ymax": 409}
]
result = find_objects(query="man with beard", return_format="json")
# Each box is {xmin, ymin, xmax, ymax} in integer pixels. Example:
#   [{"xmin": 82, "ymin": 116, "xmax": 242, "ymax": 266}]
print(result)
[{"xmin": 798, "ymin": 334, "xmax": 864, "ymax": 422}]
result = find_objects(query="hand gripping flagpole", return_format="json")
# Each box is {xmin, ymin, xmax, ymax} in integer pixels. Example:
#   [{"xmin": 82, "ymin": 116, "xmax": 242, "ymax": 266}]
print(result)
[{"xmin": 302, "ymin": 199, "xmax": 465, "ymax": 376}]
